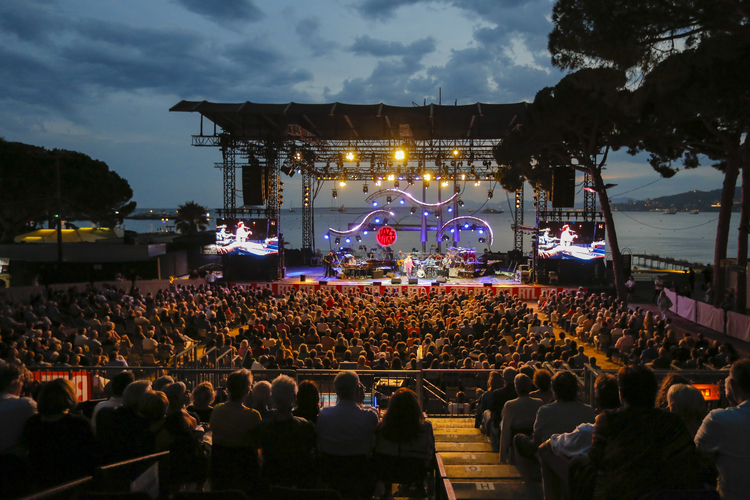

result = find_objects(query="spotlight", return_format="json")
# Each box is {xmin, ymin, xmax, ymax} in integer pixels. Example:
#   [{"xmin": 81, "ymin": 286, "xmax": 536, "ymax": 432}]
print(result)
[
  {"xmin": 452, "ymin": 149, "xmax": 459, "ymax": 157},
  {"xmin": 335, "ymin": 237, "xmax": 341, "ymax": 245},
  {"xmin": 450, "ymin": 228, "xmax": 455, "ymax": 233},
  {"xmin": 447, "ymin": 207, "xmax": 453, "ymax": 213},
  {"xmin": 345, "ymin": 151, "xmax": 355, "ymax": 161},
  {"xmin": 375, "ymin": 179, "xmax": 382, "ymax": 186},
  {"xmin": 458, "ymin": 199, "xmax": 465, "ymax": 207},
  {"xmin": 324, "ymin": 233, "xmax": 330, "ymax": 240},
  {"xmin": 394, "ymin": 180, "xmax": 400, "ymax": 188},
  {"xmin": 442, "ymin": 181, "xmax": 449, "ymax": 187},
  {"xmin": 387, "ymin": 195, "xmax": 392, "ymax": 204},
  {"xmin": 387, "ymin": 174, "xmax": 395, "ymax": 181},
  {"xmin": 395, "ymin": 149, "xmax": 405, "ymax": 161},
  {"xmin": 332, "ymin": 189, "xmax": 338, "ymax": 199},
  {"xmin": 423, "ymin": 173, "xmax": 431, "ymax": 181},
  {"xmin": 399, "ymin": 199, "xmax": 405, "ymax": 205},
  {"xmin": 461, "ymin": 173, "xmax": 466, "ymax": 181},
  {"xmin": 442, "ymin": 234, "xmax": 449, "ymax": 241},
  {"xmin": 410, "ymin": 207, "xmax": 417, "ymax": 214},
  {"xmin": 345, "ymin": 237, "xmax": 351, "ymax": 243},
  {"xmin": 363, "ymin": 184, "xmax": 369, "ymax": 194},
  {"xmin": 372, "ymin": 201, "xmax": 378, "ymax": 207},
  {"xmin": 487, "ymin": 190, "xmax": 493, "ymax": 199},
  {"xmin": 479, "ymin": 229, "xmax": 484, "ymax": 234},
  {"xmin": 423, "ymin": 211, "xmax": 429, "ymax": 216},
  {"xmin": 478, "ymin": 237, "xmax": 486, "ymax": 243},
  {"xmin": 340, "ymin": 180, "xmax": 347, "ymax": 187},
  {"xmin": 356, "ymin": 235, "xmax": 362, "ymax": 242},
  {"xmin": 363, "ymin": 230, "xmax": 368, "ymax": 235},
  {"xmin": 375, "ymin": 218, "xmax": 381, "ymax": 223},
  {"xmin": 464, "ymin": 223, "xmax": 470, "ymax": 229}
]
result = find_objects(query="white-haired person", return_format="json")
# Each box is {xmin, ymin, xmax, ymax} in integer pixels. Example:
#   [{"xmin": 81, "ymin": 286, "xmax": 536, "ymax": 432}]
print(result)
[{"xmin": 258, "ymin": 375, "xmax": 318, "ymax": 490}]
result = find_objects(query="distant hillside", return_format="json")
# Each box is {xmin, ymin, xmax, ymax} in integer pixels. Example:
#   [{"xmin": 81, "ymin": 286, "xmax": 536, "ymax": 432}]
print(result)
[{"xmin": 611, "ymin": 187, "xmax": 741, "ymax": 212}]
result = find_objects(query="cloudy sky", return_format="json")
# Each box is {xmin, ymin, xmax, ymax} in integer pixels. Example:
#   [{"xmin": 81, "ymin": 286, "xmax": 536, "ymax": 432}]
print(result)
[{"xmin": 0, "ymin": 0, "xmax": 725, "ymax": 209}]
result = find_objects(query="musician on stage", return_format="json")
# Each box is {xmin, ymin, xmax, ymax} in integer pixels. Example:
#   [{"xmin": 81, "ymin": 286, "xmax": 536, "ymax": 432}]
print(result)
[
  {"xmin": 560, "ymin": 224, "xmax": 577, "ymax": 247},
  {"xmin": 323, "ymin": 251, "xmax": 335, "ymax": 278},
  {"xmin": 425, "ymin": 254, "xmax": 436, "ymax": 268},
  {"xmin": 404, "ymin": 254, "xmax": 414, "ymax": 279},
  {"xmin": 442, "ymin": 254, "xmax": 451, "ymax": 277}
]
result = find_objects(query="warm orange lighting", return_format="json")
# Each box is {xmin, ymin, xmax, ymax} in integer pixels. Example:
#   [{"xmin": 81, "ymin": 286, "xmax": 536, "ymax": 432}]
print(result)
[
  {"xmin": 692, "ymin": 384, "xmax": 720, "ymax": 401},
  {"xmin": 345, "ymin": 152, "xmax": 355, "ymax": 161},
  {"xmin": 424, "ymin": 173, "xmax": 431, "ymax": 181},
  {"xmin": 395, "ymin": 150, "xmax": 405, "ymax": 161}
]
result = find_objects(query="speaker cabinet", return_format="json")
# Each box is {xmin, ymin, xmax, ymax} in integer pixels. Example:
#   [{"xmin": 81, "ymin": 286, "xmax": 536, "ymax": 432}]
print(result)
[
  {"xmin": 436, "ymin": 277, "xmax": 447, "ymax": 283},
  {"xmin": 243, "ymin": 166, "xmax": 268, "ymax": 206},
  {"xmin": 408, "ymin": 278, "xmax": 418, "ymax": 284},
  {"xmin": 318, "ymin": 280, "xmax": 328, "ymax": 285},
  {"xmin": 552, "ymin": 167, "xmax": 576, "ymax": 208},
  {"xmin": 371, "ymin": 269, "xmax": 384, "ymax": 279},
  {"xmin": 391, "ymin": 278, "xmax": 402, "ymax": 284}
]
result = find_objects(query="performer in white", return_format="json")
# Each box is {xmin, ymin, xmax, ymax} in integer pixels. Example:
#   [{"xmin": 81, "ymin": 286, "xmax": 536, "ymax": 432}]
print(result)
[
  {"xmin": 235, "ymin": 221, "xmax": 251, "ymax": 243},
  {"xmin": 560, "ymin": 224, "xmax": 577, "ymax": 247}
]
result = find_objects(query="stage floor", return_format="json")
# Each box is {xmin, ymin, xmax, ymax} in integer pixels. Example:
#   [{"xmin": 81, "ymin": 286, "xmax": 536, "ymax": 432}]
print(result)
[{"xmin": 281, "ymin": 266, "xmax": 519, "ymax": 286}]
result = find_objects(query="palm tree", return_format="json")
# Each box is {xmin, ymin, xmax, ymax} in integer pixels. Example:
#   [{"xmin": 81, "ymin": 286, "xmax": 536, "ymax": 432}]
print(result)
[{"xmin": 175, "ymin": 201, "xmax": 210, "ymax": 234}]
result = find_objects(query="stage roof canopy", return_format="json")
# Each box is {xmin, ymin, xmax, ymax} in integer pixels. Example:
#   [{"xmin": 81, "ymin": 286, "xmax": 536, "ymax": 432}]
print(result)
[{"xmin": 170, "ymin": 101, "xmax": 528, "ymax": 141}]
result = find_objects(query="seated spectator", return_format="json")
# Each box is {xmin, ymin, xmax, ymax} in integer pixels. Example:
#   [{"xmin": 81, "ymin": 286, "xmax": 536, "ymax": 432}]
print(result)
[
  {"xmin": 92, "ymin": 371, "xmax": 134, "ymax": 430},
  {"xmin": 0, "ymin": 365, "xmax": 36, "ymax": 456},
  {"xmin": 317, "ymin": 371, "xmax": 379, "ymax": 500},
  {"xmin": 499, "ymin": 374, "xmax": 544, "ymax": 464},
  {"xmin": 293, "ymin": 380, "xmax": 320, "ymax": 424},
  {"xmin": 373, "ymin": 388, "xmax": 435, "ymax": 498},
  {"xmin": 448, "ymin": 391, "xmax": 471, "ymax": 415},
  {"xmin": 259, "ymin": 375, "xmax": 318, "ymax": 489},
  {"xmin": 209, "ymin": 369, "xmax": 261, "ymax": 495},
  {"xmin": 187, "ymin": 382, "xmax": 215, "ymax": 426},
  {"xmin": 97, "ymin": 380, "xmax": 153, "ymax": 464},
  {"xmin": 21, "ymin": 378, "xmax": 99, "ymax": 490},
  {"xmin": 253, "ymin": 380, "xmax": 276, "ymax": 421},
  {"xmin": 667, "ymin": 384, "xmax": 706, "ymax": 439},
  {"xmin": 588, "ymin": 365, "xmax": 703, "ymax": 499},
  {"xmin": 529, "ymin": 369, "xmax": 554, "ymax": 405},
  {"xmin": 695, "ymin": 359, "xmax": 750, "ymax": 500}
]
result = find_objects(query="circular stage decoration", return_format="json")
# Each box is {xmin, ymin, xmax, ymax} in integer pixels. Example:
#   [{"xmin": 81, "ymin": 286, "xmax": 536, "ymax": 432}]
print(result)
[{"xmin": 376, "ymin": 226, "xmax": 397, "ymax": 247}]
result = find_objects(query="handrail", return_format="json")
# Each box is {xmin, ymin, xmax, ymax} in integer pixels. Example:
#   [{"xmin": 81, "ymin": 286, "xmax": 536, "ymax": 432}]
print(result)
[
  {"xmin": 18, "ymin": 476, "xmax": 92, "ymax": 500},
  {"xmin": 422, "ymin": 377, "xmax": 446, "ymax": 399},
  {"xmin": 434, "ymin": 453, "xmax": 457, "ymax": 500},
  {"xmin": 198, "ymin": 346, "xmax": 218, "ymax": 362},
  {"xmin": 173, "ymin": 342, "xmax": 200, "ymax": 367},
  {"xmin": 97, "ymin": 451, "xmax": 169, "ymax": 472}
]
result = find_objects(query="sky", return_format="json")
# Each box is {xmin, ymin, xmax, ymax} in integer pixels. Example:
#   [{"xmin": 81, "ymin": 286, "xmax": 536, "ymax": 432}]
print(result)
[{"xmin": 0, "ymin": 0, "xmax": 727, "ymax": 210}]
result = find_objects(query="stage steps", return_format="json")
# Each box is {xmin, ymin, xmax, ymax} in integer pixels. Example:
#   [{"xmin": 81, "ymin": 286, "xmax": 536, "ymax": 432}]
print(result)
[{"xmin": 432, "ymin": 417, "xmax": 542, "ymax": 500}]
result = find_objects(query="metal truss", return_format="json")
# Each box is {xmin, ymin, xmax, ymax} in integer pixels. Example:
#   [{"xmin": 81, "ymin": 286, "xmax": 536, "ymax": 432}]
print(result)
[
  {"xmin": 302, "ymin": 170, "xmax": 314, "ymax": 255},
  {"xmin": 513, "ymin": 187, "xmax": 524, "ymax": 253},
  {"xmin": 583, "ymin": 173, "xmax": 598, "ymax": 222}
]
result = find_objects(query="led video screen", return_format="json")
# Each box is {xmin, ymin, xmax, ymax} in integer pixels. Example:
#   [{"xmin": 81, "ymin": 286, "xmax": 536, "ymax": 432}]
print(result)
[
  {"xmin": 537, "ymin": 221, "xmax": 605, "ymax": 260},
  {"xmin": 215, "ymin": 218, "xmax": 278, "ymax": 256}
]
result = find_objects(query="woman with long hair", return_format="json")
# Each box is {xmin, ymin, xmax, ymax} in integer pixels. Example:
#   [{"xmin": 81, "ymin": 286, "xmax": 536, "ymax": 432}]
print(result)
[{"xmin": 373, "ymin": 388, "xmax": 435, "ymax": 499}]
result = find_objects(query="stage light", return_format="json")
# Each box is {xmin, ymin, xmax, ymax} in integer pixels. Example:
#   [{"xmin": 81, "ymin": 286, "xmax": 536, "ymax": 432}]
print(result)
[
  {"xmin": 345, "ymin": 237, "xmax": 351, "ymax": 243},
  {"xmin": 442, "ymin": 234, "xmax": 450, "ymax": 241},
  {"xmin": 372, "ymin": 201, "xmax": 378, "ymax": 207},
  {"xmin": 442, "ymin": 180, "xmax": 449, "ymax": 187},
  {"xmin": 386, "ymin": 195, "xmax": 392, "ymax": 204},
  {"xmin": 363, "ymin": 184, "xmax": 368, "ymax": 194},
  {"xmin": 335, "ymin": 237, "xmax": 340, "ymax": 244},
  {"xmin": 423, "ymin": 211, "xmax": 429, "ymax": 216},
  {"xmin": 345, "ymin": 151, "xmax": 355, "ymax": 161},
  {"xmin": 464, "ymin": 223, "xmax": 470, "ymax": 229},
  {"xmin": 394, "ymin": 180, "xmax": 400, "ymax": 188},
  {"xmin": 332, "ymin": 189, "xmax": 338, "ymax": 198},
  {"xmin": 387, "ymin": 174, "xmax": 395, "ymax": 181},
  {"xmin": 340, "ymin": 180, "xmax": 346, "ymax": 187},
  {"xmin": 324, "ymin": 233, "xmax": 330, "ymax": 240},
  {"xmin": 356, "ymin": 235, "xmax": 362, "ymax": 242},
  {"xmin": 375, "ymin": 179, "xmax": 382, "ymax": 186},
  {"xmin": 447, "ymin": 207, "xmax": 453, "ymax": 213},
  {"xmin": 410, "ymin": 207, "xmax": 417, "ymax": 214},
  {"xmin": 423, "ymin": 173, "xmax": 431, "ymax": 181},
  {"xmin": 399, "ymin": 199, "xmax": 405, "ymax": 205},
  {"xmin": 450, "ymin": 228, "xmax": 455, "ymax": 233},
  {"xmin": 375, "ymin": 218, "xmax": 381, "ymax": 223},
  {"xmin": 452, "ymin": 149, "xmax": 459, "ymax": 157},
  {"xmin": 487, "ymin": 190, "xmax": 493, "ymax": 199},
  {"xmin": 479, "ymin": 229, "xmax": 484, "ymax": 234},
  {"xmin": 363, "ymin": 230, "xmax": 368, "ymax": 235},
  {"xmin": 458, "ymin": 199, "xmax": 465, "ymax": 207},
  {"xmin": 478, "ymin": 237, "xmax": 486, "ymax": 243},
  {"xmin": 461, "ymin": 173, "xmax": 466, "ymax": 181},
  {"xmin": 395, "ymin": 149, "xmax": 405, "ymax": 161}
]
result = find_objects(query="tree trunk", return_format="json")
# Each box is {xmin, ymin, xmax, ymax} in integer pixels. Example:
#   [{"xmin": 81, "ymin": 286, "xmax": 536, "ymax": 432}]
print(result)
[
  {"xmin": 590, "ymin": 168, "xmax": 628, "ymax": 301},
  {"xmin": 713, "ymin": 159, "xmax": 740, "ymax": 306},
  {"xmin": 737, "ymin": 165, "xmax": 748, "ymax": 313}
]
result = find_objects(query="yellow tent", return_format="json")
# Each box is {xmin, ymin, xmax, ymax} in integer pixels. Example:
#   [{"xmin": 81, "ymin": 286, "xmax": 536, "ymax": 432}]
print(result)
[{"xmin": 14, "ymin": 228, "xmax": 122, "ymax": 244}]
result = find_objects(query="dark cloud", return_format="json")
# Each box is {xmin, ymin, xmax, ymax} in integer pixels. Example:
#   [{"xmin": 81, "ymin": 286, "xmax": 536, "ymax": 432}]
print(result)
[
  {"xmin": 294, "ymin": 17, "xmax": 339, "ymax": 57},
  {"xmin": 356, "ymin": 0, "xmax": 427, "ymax": 20},
  {"xmin": 350, "ymin": 35, "xmax": 435, "ymax": 58},
  {"xmin": 0, "ymin": 2, "xmax": 67, "ymax": 43},
  {"xmin": 174, "ymin": 0, "xmax": 264, "ymax": 24}
]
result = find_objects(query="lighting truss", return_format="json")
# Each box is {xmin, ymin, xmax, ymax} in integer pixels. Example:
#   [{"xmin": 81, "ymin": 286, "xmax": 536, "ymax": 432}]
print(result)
[
  {"xmin": 327, "ymin": 210, "xmax": 395, "ymax": 236},
  {"xmin": 437, "ymin": 216, "xmax": 495, "ymax": 247},
  {"xmin": 364, "ymin": 188, "xmax": 459, "ymax": 209}
]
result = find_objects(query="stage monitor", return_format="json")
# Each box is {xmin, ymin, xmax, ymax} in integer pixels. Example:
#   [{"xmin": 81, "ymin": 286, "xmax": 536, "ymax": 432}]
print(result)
[
  {"xmin": 537, "ymin": 221, "xmax": 605, "ymax": 260},
  {"xmin": 214, "ymin": 218, "xmax": 278, "ymax": 256}
]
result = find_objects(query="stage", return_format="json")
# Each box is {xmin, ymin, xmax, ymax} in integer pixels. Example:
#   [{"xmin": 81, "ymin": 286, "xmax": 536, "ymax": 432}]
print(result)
[{"xmin": 229, "ymin": 266, "xmax": 581, "ymax": 299}]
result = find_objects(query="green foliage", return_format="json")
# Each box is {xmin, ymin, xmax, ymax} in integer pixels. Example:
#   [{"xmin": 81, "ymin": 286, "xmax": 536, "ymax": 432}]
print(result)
[
  {"xmin": 0, "ymin": 141, "xmax": 135, "ymax": 242},
  {"xmin": 175, "ymin": 201, "xmax": 210, "ymax": 234}
]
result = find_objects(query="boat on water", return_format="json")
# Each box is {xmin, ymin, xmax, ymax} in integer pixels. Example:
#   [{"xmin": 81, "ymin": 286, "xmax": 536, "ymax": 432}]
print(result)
[
  {"xmin": 482, "ymin": 207, "xmax": 504, "ymax": 214},
  {"xmin": 663, "ymin": 208, "xmax": 677, "ymax": 215},
  {"xmin": 691, "ymin": 209, "xmax": 699, "ymax": 214},
  {"xmin": 329, "ymin": 205, "xmax": 348, "ymax": 213}
]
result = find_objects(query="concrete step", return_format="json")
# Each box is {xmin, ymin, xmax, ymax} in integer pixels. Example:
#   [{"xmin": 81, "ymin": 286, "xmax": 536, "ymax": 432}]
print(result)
[
  {"xmin": 434, "ymin": 427, "xmax": 482, "ymax": 435},
  {"xmin": 435, "ymin": 433, "xmax": 488, "ymax": 443},
  {"xmin": 439, "ymin": 452, "xmax": 499, "ymax": 465},
  {"xmin": 450, "ymin": 481, "xmax": 543, "ymax": 500},
  {"xmin": 436, "ymin": 442, "xmax": 493, "ymax": 453},
  {"xmin": 444, "ymin": 464, "xmax": 521, "ymax": 480},
  {"xmin": 430, "ymin": 418, "xmax": 476, "ymax": 428}
]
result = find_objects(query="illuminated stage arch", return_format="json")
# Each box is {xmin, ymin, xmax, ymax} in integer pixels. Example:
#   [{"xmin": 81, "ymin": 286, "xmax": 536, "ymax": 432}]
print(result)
[
  {"xmin": 365, "ymin": 188, "xmax": 459, "ymax": 209},
  {"xmin": 437, "ymin": 216, "xmax": 494, "ymax": 247},
  {"xmin": 327, "ymin": 210, "xmax": 395, "ymax": 236}
]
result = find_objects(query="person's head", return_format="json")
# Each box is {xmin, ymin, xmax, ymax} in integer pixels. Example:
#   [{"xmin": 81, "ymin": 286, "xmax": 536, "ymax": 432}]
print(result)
[
  {"xmin": 122, "ymin": 380, "xmax": 152, "ymax": 409},
  {"xmin": 533, "ymin": 369, "xmax": 552, "ymax": 392},
  {"xmin": 138, "ymin": 390, "xmax": 169, "ymax": 422},
  {"xmin": 271, "ymin": 375, "xmax": 297, "ymax": 412},
  {"xmin": 37, "ymin": 378, "xmax": 77, "ymax": 416},
  {"xmin": 618, "ymin": 365, "xmax": 658, "ymax": 408},
  {"xmin": 334, "ymin": 371, "xmax": 360, "ymax": 401},
  {"xmin": 726, "ymin": 359, "xmax": 750, "ymax": 405},
  {"xmin": 380, "ymin": 388, "xmax": 423, "ymax": 443},
  {"xmin": 111, "ymin": 371, "xmax": 135, "ymax": 398},
  {"xmin": 503, "ymin": 367, "xmax": 517, "ymax": 386},
  {"xmin": 227, "ymin": 368, "xmax": 253, "ymax": 402},
  {"xmin": 163, "ymin": 382, "xmax": 189, "ymax": 411},
  {"xmin": 551, "ymin": 371, "xmax": 579, "ymax": 402},
  {"xmin": 667, "ymin": 384, "xmax": 705, "ymax": 423},
  {"xmin": 514, "ymin": 373, "xmax": 533, "ymax": 397},
  {"xmin": 253, "ymin": 380, "xmax": 273, "ymax": 408},
  {"xmin": 594, "ymin": 374, "xmax": 621, "ymax": 410},
  {"xmin": 656, "ymin": 373, "xmax": 689, "ymax": 408},
  {"xmin": 0, "ymin": 365, "xmax": 24, "ymax": 396},
  {"xmin": 192, "ymin": 382, "xmax": 215, "ymax": 409},
  {"xmin": 152, "ymin": 375, "xmax": 174, "ymax": 393}
]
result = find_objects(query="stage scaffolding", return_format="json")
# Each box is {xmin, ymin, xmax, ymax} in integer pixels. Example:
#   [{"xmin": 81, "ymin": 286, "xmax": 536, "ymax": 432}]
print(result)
[{"xmin": 171, "ymin": 100, "xmax": 536, "ymax": 278}]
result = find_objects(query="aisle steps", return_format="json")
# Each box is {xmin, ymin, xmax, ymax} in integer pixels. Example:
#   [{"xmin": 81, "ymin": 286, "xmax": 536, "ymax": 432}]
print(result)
[{"xmin": 432, "ymin": 417, "xmax": 542, "ymax": 500}]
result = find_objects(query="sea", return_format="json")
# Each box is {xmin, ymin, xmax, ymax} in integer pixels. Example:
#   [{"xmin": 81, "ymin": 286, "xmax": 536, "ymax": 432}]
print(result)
[{"xmin": 116, "ymin": 208, "xmax": 740, "ymax": 266}]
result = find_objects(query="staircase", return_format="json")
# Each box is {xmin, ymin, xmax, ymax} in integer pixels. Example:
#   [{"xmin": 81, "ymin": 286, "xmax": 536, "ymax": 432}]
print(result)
[{"xmin": 432, "ymin": 417, "xmax": 543, "ymax": 500}]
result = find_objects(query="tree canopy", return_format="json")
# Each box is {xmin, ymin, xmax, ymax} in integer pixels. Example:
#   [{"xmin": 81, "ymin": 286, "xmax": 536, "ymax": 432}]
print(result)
[
  {"xmin": 0, "ymin": 139, "xmax": 135, "ymax": 242},
  {"xmin": 175, "ymin": 201, "xmax": 210, "ymax": 234}
]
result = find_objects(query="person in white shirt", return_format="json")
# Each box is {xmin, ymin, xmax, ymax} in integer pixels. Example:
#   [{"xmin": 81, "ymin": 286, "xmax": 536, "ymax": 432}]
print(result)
[
  {"xmin": 0, "ymin": 365, "xmax": 36, "ymax": 455},
  {"xmin": 695, "ymin": 359, "xmax": 750, "ymax": 500},
  {"xmin": 91, "ymin": 371, "xmax": 134, "ymax": 431}
]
